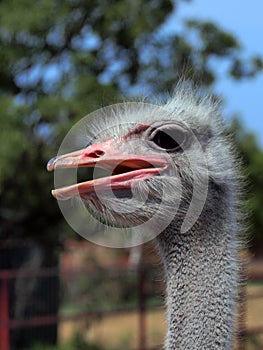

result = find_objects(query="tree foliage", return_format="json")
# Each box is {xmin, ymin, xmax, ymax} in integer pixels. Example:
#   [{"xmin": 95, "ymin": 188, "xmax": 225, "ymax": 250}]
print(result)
[
  {"xmin": 230, "ymin": 119, "xmax": 263, "ymax": 247},
  {"xmin": 0, "ymin": 0, "xmax": 262, "ymax": 246}
]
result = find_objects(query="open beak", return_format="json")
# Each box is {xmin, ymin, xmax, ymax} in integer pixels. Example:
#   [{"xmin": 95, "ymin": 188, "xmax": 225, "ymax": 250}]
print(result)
[{"xmin": 47, "ymin": 139, "xmax": 168, "ymax": 200}]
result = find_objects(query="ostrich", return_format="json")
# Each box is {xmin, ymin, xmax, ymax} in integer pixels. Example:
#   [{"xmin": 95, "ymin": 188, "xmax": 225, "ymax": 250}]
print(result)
[{"xmin": 47, "ymin": 87, "xmax": 241, "ymax": 349}]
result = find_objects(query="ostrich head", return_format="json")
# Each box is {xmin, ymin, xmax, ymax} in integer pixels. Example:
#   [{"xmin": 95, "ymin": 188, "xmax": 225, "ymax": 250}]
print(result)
[
  {"xmin": 47, "ymin": 88, "xmax": 240, "ymax": 349},
  {"xmin": 48, "ymin": 89, "xmax": 235, "ymax": 231}
]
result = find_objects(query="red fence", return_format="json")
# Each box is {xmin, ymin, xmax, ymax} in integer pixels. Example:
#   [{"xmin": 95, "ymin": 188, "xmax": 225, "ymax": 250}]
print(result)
[{"xmin": 0, "ymin": 263, "xmax": 163, "ymax": 350}]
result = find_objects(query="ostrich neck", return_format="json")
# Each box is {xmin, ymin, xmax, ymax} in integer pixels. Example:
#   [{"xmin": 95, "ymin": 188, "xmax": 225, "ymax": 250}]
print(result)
[{"xmin": 157, "ymin": 195, "xmax": 238, "ymax": 349}]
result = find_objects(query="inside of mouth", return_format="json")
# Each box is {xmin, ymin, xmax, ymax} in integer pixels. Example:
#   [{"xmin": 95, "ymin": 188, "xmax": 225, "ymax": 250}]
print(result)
[
  {"xmin": 77, "ymin": 160, "xmax": 155, "ymax": 183},
  {"xmin": 112, "ymin": 160, "xmax": 154, "ymax": 175}
]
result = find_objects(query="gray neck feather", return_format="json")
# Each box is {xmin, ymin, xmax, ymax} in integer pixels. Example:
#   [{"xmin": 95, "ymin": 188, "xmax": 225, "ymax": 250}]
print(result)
[{"xmin": 157, "ymin": 185, "xmax": 239, "ymax": 350}]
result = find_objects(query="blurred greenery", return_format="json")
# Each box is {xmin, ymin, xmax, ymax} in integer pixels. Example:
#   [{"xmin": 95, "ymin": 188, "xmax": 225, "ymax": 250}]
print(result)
[
  {"xmin": 0, "ymin": 0, "xmax": 263, "ymax": 250},
  {"xmin": 30, "ymin": 332, "xmax": 104, "ymax": 350},
  {"xmin": 59, "ymin": 264, "xmax": 163, "ymax": 315},
  {"xmin": 230, "ymin": 118, "xmax": 263, "ymax": 247}
]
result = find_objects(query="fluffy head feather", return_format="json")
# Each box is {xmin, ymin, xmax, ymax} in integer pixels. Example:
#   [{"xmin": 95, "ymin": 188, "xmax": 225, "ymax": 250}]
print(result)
[{"xmin": 74, "ymin": 87, "xmax": 240, "ymax": 234}]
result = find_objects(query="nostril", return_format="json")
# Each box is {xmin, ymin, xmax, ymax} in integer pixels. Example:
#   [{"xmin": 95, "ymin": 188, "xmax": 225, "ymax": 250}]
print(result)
[{"xmin": 88, "ymin": 150, "xmax": 105, "ymax": 158}]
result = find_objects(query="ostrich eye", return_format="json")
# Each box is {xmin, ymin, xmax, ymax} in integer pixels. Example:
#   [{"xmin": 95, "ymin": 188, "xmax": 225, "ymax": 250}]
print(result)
[{"xmin": 148, "ymin": 123, "xmax": 187, "ymax": 152}]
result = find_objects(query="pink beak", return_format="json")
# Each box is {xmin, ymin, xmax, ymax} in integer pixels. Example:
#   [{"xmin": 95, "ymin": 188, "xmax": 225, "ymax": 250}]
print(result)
[{"xmin": 47, "ymin": 139, "xmax": 168, "ymax": 200}]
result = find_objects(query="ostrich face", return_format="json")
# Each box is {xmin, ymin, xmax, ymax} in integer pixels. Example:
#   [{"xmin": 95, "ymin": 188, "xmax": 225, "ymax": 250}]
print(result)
[{"xmin": 47, "ymin": 101, "xmax": 213, "ymax": 228}]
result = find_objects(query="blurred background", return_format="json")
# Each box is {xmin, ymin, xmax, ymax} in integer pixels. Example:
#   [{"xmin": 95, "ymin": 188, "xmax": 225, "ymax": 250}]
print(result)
[{"xmin": 0, "ymin": 1, "xmax": 263, "ymax": 349}]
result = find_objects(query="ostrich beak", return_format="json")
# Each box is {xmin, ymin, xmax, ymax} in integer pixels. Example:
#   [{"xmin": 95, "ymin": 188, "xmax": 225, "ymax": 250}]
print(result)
[{"xmin": 47, "ymin": 139, "xmax": 168, "ymax": 200}]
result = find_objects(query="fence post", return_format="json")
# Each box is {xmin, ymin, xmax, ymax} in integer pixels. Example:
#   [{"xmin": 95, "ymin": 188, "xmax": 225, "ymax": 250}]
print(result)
[
  {"xmin": 138, "ymin": 262, "xmax": 146, "ymax": 350},
  {"xmin": 0, "ymin": 275, "xmax": 10, "ymax": 350}
]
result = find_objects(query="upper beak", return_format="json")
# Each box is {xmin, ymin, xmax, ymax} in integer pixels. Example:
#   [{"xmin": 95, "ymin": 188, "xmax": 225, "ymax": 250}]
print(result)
[{"xmin": 47, "ymin": 139, "xmax": 115, "ymax": 172}]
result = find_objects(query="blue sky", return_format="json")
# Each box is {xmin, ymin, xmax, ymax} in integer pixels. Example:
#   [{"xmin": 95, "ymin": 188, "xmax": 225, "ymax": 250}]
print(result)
[{"xmin": 177, "ymin": 0, "xmax": 263, "ymax": 148}]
